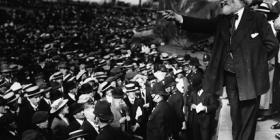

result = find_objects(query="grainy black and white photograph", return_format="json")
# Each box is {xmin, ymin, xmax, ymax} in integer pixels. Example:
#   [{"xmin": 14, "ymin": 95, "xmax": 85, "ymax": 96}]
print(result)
[{"xmin": 0, "ymin": 0, "xmax": 280, "ymax": 140}]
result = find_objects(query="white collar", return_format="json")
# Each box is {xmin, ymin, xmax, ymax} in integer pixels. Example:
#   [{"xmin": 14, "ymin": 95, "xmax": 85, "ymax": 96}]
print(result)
[
  {"xmin": 234, "ymin": 7, "xmax": 244, "ymax": 29},
  {"xmin": 87, "ymin": 119, "xmax": 99, "ymax": 133},
  {"xmin": 27, "ymin": 98, "xmax": 38, "ymax": 110},
  {"xmin": 198, "ymin": 89, "xmax": 204, "ymax": 96},
  {"xmin": 75, "ymin": 118, "xmax": 83, "ymax": 125}
]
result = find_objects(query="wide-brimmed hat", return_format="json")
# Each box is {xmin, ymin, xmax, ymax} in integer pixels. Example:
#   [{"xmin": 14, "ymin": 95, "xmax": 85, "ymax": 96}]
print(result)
[
  {"xmin": 25, "ymin": 85, "xmax": 44, "ymax": 98},
  {"xmin": 50, "ymin": 98, "xmax": 69, "ymax": 114},
  {"xmin": 67, "ymin": 129, "xmax": 87, "ymax": 140},
  {"xmin": 94, "ymin": 100, "xmax": 114, "ymax": 121},
  {"xmin": 1, "ymin": 63, "xmax": 11, "ymax": 73},
  {"xmin": 2, "ymin": 90, "xmax": 19, "ymax": 104},
  {"xmin": 255, "ymin": 2, "xmax": 279, "ymax": 20},
  {"xmin": 125, "ymin": 83, "xmax": 138, "ymax": 93},
  {"xmin": 160, "ymin": 53, "xmax": 171, "ymax": 61}
]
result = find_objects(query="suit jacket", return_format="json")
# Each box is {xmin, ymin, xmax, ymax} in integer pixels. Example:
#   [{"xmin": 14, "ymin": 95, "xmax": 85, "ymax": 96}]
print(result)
[
  {"xmin": 96, "ymin": 125, "xmax": 131, "ymax": 140},
  {"xmin": 17, "ymin": 99, "xmax": 36, "ymax": 134},
  {"xmin": 187, "ymin": 90, "xmax": 218, "ymax": 128},
  {"xmin": 51, "ymin": 116, "xmax": 69, "ymax": 140},
  {"xmin": 168, "ymin": 90, "xmax": 185, "ymax": 124},
  {"xmin": 180, "ymin": 7, "xmax": 279, "ymax": 100},
  {"xmin": 38, "ymin": 98, "xmax": 51, "ymax": 112},
  {"xmin": 146, "ymin": 101, "xmax": 176, "ymax": 140},
  {"xmin": 68, "ymin": 118, "xmax": 82, "ymax": 132},
  {"xmin": 80, "ymin": 119, "xmax": 98, "ymax": 140}
]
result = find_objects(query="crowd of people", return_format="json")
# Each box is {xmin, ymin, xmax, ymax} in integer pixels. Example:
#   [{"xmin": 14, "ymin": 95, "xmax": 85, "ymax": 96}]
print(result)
[{"xmin": 0, "ymin": 1, "xmax": 215, "ymax": 140}]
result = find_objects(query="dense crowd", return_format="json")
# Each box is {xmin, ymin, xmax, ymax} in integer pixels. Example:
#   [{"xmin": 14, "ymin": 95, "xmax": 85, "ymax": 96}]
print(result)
[{"xmin": 0, "ymin": 2, "xmax": 214, "ymax": 140}]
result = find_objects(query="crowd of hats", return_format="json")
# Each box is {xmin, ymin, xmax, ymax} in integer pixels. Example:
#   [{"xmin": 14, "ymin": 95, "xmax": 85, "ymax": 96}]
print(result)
[{"xmin": 0, "ymin": 2, "xmax": 212, "ymax": 140}]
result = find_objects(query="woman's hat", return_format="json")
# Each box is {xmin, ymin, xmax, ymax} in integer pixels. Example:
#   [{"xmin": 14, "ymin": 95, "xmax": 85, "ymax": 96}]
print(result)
[
  {"xmin": 50, "ymin": 98, "xmax": 69, "ymax": 114},
  {"xmin": 94, "ymin": 100, "xmax": 114, "ymax": 122}
]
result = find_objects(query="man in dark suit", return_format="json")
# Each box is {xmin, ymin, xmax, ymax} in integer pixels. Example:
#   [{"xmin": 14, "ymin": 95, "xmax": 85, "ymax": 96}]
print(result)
[
  {"xmin": 93, "ymin": 100, "xmax": 131, "ymax": 140},
  {"xmin": 161, "ymin": 0, "xmax": 279, "ymax": 140},
  {"xmin": 68, "ymin": 103, "xmax": 85, "ymax": 132},
  {"xmin": 80, "ymin": 118, "xmax": 98, "ymax": 140},
  {"xmin": 146, "ymin": 87, "xmax": 176, "ymax": 140}
]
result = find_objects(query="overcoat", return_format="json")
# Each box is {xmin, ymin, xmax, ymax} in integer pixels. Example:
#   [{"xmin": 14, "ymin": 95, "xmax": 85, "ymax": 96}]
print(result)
[{"xmin": 180, "ymin": 7, "xmax": 279, "ymax": 100}]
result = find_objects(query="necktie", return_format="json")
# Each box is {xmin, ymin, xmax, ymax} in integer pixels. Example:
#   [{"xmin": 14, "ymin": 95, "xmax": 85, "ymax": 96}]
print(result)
[{"xmin": 230, "ymin": 14, "xmax": 239, "ymax": 37}]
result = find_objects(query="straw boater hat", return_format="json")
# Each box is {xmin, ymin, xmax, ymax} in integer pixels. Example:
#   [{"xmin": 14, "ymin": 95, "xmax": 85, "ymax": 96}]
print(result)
[
  {"xmin": 67, "ymin": 129, "xmax": 87, "ymax": 140},
  {"xmin": 50, "ymin": 98, "xmax": 69, "ymax": 114},
  {"xmin": 125, "ymin": 83, "xmax": 138, "ymax": 93},
  {"xmin": 2, "ymin": 90, "xmax": 19, "ymax": 104},
  {"xmin": 160, "ymin": 53, "xmax": 172, "ymax": 61},
  {"xmin": 25, "ymin": 85, "xmax": 44, "ymax": 98}
]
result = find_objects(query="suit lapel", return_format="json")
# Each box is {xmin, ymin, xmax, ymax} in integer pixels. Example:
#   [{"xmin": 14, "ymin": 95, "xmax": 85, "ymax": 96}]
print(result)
[{"xmin": 231, "ymin": 7, "xmax": 254, "ymax": 48}]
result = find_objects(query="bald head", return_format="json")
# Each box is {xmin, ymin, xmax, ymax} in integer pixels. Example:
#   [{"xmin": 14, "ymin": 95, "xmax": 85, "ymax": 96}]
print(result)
[{"xmin": 220, "ymin": 0, "xmax": 246, "ymax": 15}]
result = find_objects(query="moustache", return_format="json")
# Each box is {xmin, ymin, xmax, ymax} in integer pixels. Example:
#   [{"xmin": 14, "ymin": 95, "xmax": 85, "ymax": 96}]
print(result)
[{"xmin": 220, "ymin": 0, "xmax": 228, "ymax": 7}]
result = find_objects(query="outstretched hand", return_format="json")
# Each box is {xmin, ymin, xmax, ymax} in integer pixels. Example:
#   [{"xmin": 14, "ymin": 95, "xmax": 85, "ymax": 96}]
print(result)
[{"xmin": 158, "ymin": 10, "xmax": 183, "ymax": 23}]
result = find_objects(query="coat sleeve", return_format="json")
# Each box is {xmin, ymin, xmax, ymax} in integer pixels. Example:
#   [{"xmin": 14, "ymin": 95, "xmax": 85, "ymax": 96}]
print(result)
[
  {"xmin": 257, "ymin": 13, "xmax": 279, "ymax": 60},
  {"xmin": 178, "ymin": 16, "xmax": 218, "ymax": 34},
  {"xmin": 205, "ymin": 93, "xmax": 218, "ymax": 113}
]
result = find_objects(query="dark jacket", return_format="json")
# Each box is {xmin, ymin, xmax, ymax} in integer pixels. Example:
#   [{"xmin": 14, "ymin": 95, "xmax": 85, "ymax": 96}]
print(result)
[
  {"xmin": 180, "ymin": 7, "xmax": 279, "ymax": 100},
  {"xmin": 51, "ymin": 116, "xmax": 69, "ymax": 140},
  {"xmin": 146, "ymin": 101, "xmax": 176, "ymax": 140},
  {"xmin": 38, "ymin": 98, "xmax": 51, "ymax": 112},
  {"xmin": 17, "ymin": 98, "xmax": 37, "ymax": 134},
  {"xmin": 80, "ymin": 119, "xmax": 98, "ymax": 140},
  {"xmin": 168, "ymin": 90, "xmax": 185, "ymax": 124},
  {"xmin": 187, "ymin": 89, "xmax": 218, "ymax": 125},
  {"xmin": 96, "ymin": 125, "xmax": 131, "ymax": 140}
]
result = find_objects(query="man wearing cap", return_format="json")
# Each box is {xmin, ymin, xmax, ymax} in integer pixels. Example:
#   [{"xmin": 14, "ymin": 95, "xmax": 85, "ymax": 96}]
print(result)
[
  {"xmin": 0, "ymin": 113, "xmax": 19, "ymax": 140},
  {"xmin": 123, "ymin": 83, "xmax": 145, "ymax": 137},
  {"xmin": 22, "ymin": 111, "xmax": 52, "ymax": 140},
  {"xmin": 93, "ymin": 100, "xmax": 131, "ymax": 140},
  {"xmin": 147, "ymin": 85, "xmax": 177, "ymax": 140},
  {"xmin": 68, "ymin": 103, "xmax": 85, "ymax": 132},
  {"xmin": 18, "ymin": 85, "xmax": 42, "ymax": 134},
  {"xmin": 161, "ymin": 0, "xmax": 279, "ymax": 139}
]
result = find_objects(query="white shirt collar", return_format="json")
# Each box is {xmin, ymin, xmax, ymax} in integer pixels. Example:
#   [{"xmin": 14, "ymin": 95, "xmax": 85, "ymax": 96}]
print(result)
[
  {"xmin": 75, "ymin": 118, "xmax": 83, "ymax": 125},
  {"xmin": 27, "ymin": 98, "xmax": 38, "ymax": 111},
  {"xmin": 87, "ymin": 119, "xmax": 99, "ymax": 134},
  {"xmin": 234, "ymin": 7, "xmax": 245, "ymax": 29}
]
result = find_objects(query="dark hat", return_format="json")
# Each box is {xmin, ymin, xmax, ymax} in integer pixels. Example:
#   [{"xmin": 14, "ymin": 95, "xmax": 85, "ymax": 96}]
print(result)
[
  {"xmin": 69, "ymin": 103, "xmax": 84, "ymax": 115},
  {"xmin": 32, "ymin": 111, "xmax": 49, "ymax": 124},
  {"xmin": 67, "ymin": 129, "xmax": 87, "ymax": 140},
  {"xmin": 78, "ymin": 83, "xmax": 92, "ymax": 94},
  {"xmin": 110, "ymin": 66, "xmax": 123, "ymax": 75},
  {"xmin": 152, "ymin": 82, "xmax": 169, "ymax": 96},
  {"xmin": 111, "ymin": 87, "xmax": 124, "ymax": 99},
  {"xmin": 0, "ymin": 78, "xmax": 8, "ymax": 88},
  {"xmin": 94, "ymin": 100, "xmax": 114, "ymax": 121},
  {"xmin": 162, "ymin": 77, "xmax": 176, "ymax": 88}
]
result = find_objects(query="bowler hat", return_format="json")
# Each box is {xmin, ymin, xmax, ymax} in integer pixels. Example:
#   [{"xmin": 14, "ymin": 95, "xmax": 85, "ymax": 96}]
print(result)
[
  {"xmin": 32, "ymin": 111, "xmax": 49, "ymax": 124},
  {"xmin": 111, "ymin": 87, "xmax": 124, "ymax": 99},
  {"xmin": 94, "ymin": 100, "xmax": 114, "ymax": 122},
  {"xmin": 69, "ymin": 103, "xmax": 84, "ymax": 115}
]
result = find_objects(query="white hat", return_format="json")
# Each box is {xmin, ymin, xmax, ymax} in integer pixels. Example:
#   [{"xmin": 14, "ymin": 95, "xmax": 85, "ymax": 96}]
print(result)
[{"xmin": 50, "ymin": 98, "xmax": 68, "ymax": 114}]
